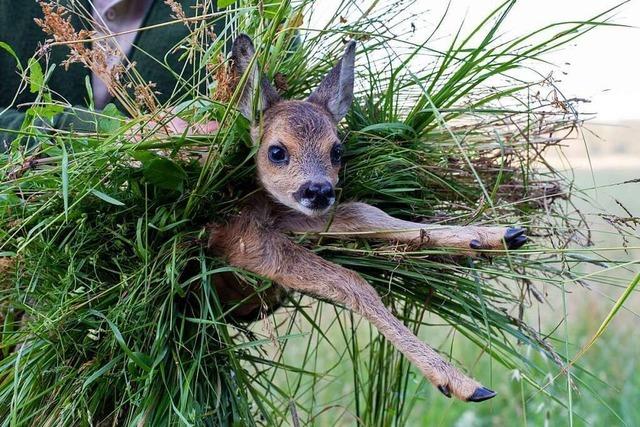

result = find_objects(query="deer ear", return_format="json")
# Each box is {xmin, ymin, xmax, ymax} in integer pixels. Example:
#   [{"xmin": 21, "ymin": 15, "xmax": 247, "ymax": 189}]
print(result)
[
  {"xmin": 231, "ymin": 34, "xmax": 280, "ymax": 121},
  {"xmin": 307, "ymin": 41, "xmax": 356, "ymax": 123}
]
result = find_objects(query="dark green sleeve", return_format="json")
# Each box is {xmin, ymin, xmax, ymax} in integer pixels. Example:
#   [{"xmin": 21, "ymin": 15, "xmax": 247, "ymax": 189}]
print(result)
[
  {"xmin": 0, "ymin": 109, "xmax": 28, "ymax": 152},
  {"xmin": 0, "ymin": 107, "xmax": 100, "ymax": 153}
]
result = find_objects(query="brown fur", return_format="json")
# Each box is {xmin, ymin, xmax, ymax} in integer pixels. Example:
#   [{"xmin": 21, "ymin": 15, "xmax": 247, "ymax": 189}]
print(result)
[
  {"xmin": 212, "ymin": 272, "xmax": 286, "ymax": 321},
  {"xmin": 206, "ymin": 35, "xmax": 525, "ymax": 402}
]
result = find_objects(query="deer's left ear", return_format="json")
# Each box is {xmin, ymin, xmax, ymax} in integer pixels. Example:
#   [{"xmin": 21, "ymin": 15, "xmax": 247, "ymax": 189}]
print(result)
[
  {"xmin": 307, "ymin": 41, "xmax": 356, "ymax": 124},
  {"xmin": 231, "ymin": 34, "xmax": 281, "ymax": 122}
]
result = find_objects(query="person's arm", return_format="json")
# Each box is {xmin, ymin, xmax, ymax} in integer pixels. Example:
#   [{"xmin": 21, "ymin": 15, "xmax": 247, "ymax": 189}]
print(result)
[
  {"xmin": 1, "ymin": 105, "xmax": 221, "ymax": 154},
  {"xmin": 0, "ymin": 107, "xmax": 101, "ymax": 153},
  {"xmin": 0, "ymin": 108, "xmax": 29, "ymax": 152}
]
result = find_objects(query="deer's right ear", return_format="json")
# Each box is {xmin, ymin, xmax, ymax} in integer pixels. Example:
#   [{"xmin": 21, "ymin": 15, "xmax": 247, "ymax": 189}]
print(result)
[
  {"xmin": 307, "ymin": 41, "xmax": 356, "ymax": 123},
  {"xmin": 231, "ymin": 34, "xmax": 280, "ymax": 122}
]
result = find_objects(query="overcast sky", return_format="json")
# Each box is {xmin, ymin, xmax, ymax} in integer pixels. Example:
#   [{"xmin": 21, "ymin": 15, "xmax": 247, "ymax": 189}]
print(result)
[{"xmin": 308, "ymin": 0, "xmax": 640, "ymax": 122}]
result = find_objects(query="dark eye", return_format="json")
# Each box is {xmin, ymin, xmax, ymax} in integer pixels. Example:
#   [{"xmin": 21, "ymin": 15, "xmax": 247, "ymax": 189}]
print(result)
[
  {"xmin": 268, "ymin": 145, "xmax": 289, "ymax": 165},
  {"xmin": 330, "ymin": 143, "xmax": 343, "ymax": 165}
]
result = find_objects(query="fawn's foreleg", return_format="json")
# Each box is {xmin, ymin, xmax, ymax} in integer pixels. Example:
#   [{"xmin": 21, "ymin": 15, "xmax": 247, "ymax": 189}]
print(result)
[
  {"xmin": 281, "ymin": 202, "xmax": 527, "ymax": 253},
  {"xmin": 209, "ymin": 214, "xmax": 496, "ymax": 402}
]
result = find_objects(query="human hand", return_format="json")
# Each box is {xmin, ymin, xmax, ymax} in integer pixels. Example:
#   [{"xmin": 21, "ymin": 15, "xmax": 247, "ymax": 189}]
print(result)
[
  {"xmin": 147, "ymin": 115, "xmax": 219, "ymax": 135},
  {"xmin": 143, "ymin": 114, "xmax": 219, "ymax": 136},
  {"xmin": 128, "ymin": 112, "xmax": 219, "ymax": 142}
]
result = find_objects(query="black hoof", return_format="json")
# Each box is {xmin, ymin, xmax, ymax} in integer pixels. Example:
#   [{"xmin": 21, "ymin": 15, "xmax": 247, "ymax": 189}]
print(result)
[
  {"xmin": 467, "ymin": 386, "xmax": 497, "ymax": 402},
  {"xmin": 469, "ymin": 239, "xmax": 482, "ymax": 250},
  {"xmin": 504, "ymin": 227, "xmax": 527, "ymax": 249},
  {"xmin": 437, "ymin": 384, "xmax": 452, "ymax": 398}
]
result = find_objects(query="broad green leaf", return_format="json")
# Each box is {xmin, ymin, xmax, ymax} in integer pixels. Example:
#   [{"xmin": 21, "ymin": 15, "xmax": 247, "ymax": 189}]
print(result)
[
  {"xmin": 263, "ymin": 0, "xmax": 290, "ymax": 19},
  {"xmin": 0, "ymin": 41, "xmax": 22, "ymax": 71},
  {"xmin": 217, "ymin": 0, "xmax": 236, "ymax": 8},
  {"xmin": 143, "ymin": 158, "xmax": 187, "ymax": 192},
  {"xmin": 29, "ymin": 104, "xmax": 65, "ymax": 120},
  {"xmin": 28, "ymin": 58, "xmax": 44, "ymax": 94},
  {"xmin": 98, "ymin": 103, "xmax": 124, "ymax": 133},
  {"xmin": 90, "ymin": 189, "xmax": 125, "ymax": 206},
  {"xmin": 131, "ymin": 150, "xmax": 158, "ymax": 164}
]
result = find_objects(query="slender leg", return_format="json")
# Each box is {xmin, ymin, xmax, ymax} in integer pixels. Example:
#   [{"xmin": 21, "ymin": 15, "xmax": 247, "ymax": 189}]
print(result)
[
  {"xmin": 279, "ymin": 202, "xmax": 527, "ymax": 253},
  {"xmin": 209, "ymin": 213, "xmax": 496, "ymax": 402}
]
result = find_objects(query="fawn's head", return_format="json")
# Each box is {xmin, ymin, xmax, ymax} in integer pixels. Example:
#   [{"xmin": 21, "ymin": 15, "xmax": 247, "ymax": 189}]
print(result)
[{"xmin": 231, "ymin": 34, "xmax": 355, "ymax": 216}]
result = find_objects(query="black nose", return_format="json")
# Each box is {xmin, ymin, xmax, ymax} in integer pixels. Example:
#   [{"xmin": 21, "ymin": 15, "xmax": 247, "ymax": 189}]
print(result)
[{"xmin": 294, "ymin": 180, "xmax": 335, "ymax": 210}]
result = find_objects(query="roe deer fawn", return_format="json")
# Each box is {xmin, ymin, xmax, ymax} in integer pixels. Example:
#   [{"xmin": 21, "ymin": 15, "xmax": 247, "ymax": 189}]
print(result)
[{"xmin": 208, "ymin": 34, "xmax": 527, "ymax": 402}]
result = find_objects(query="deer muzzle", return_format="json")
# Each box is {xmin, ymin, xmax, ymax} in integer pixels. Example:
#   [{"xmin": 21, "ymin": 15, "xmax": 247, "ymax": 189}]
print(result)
[{"xmin": 293, "ymin": 180, "xmax": 335, "ymax": 211}]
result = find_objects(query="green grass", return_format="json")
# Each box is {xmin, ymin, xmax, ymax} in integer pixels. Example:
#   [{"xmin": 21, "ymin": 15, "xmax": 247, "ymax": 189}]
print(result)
[{"xmin": 1, "ymin": 0, "xmax": 638, "ymax": 425}]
